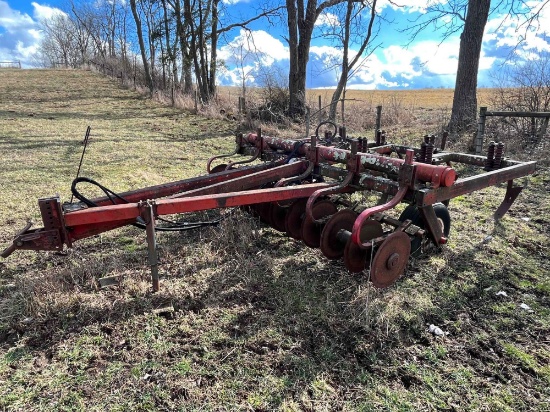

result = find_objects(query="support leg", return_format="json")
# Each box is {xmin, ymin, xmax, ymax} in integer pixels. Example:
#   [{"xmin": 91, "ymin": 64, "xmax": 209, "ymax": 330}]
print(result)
[
  {"xmin": 141, "ymin": 201, "xmax": 160, "ymax": 292},
  {"xmin": 494, "ymin": 180, "xmax": 523, "ymax": 220},
  {"xmin": 418, "ymin": 205, "xmax": 445, "ymax": 246}
]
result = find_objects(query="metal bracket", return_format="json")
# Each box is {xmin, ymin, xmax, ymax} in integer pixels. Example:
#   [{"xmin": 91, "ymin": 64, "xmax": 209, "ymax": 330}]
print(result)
[
  {"xmin": 206, "ymin": 133, "xmax": 241, "ymax": 172},
  {"xmin": 418, "ymin": 205, "xmax": 446, "ymax": 246}
]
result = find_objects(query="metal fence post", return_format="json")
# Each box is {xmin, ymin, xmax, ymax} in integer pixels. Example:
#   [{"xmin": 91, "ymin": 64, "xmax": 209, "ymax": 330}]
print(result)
[
  {"xmin": 476, "ymin": 106, "xmax": 487, "ymax": 155},
  {"xmin": 318, "ymin": 95, "xmax": 322, "ymax": 124}
]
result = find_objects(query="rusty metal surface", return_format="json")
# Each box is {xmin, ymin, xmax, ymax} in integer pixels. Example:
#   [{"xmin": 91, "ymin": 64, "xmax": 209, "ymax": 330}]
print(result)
[
  {"xmin": 494, "ymin": 180, "xmax": 524, "ymax": 220},
  {"xmin": 343, "ymin": 220, "xmax": 383, "ymax": 273},
  {"xmin": 320, "ymin": 209, "xmax": 356, "ymax": 260},
  {"xmin": 269, "ymin": 203, "xmax": 288, "ymax": 232},
  {"xmin": 243, "ymin": 133, "xmax": 457, "ymax": 188},
  {"xmin": 85, "ymin": 161, "xmax": 276, "ymax": 207},
  {"xmin": 1, "ymin": 125, "xmax": 538, "ymax": 292},
  {"xmin": 284, "ymin": 199, "xmax": 308, "ymax": 240},
  {"xmin": 170, "ymin": 161, "xmax": 306, "ymax": 199},
  {"xmin": 64, "ymin": 183, "xmax": 334, "ymax": 227},
  {"xmin": 416, "ymin": 161, "xmax": 536, "ymax": 207},
  {"xmin": 370, "ymin": 231, "xmax": 411, "ymax": 288},
  {"xmin": 301, "ymin": 200, "xmax": 337, "ymax": 248},
  {"xmin": 418, "ymin": 205, "xmax": 446, "ymax": 246}
]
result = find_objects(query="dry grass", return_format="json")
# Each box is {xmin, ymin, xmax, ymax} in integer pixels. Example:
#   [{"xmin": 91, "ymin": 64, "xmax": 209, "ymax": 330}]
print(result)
[{"xmin": 0, "ymin": 68, "xmax": 549, "ymax": 411}]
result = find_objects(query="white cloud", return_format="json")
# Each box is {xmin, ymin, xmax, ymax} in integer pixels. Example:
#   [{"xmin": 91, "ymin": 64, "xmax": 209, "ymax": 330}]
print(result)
[
  {"xmin": 377, "ymin": 0, "xmax": 448, "ymax": 14},
  {"xmin": 32, "ymin": 2, "xmax": 66, "ymax": 20},
  {"xmin": 221, "ymin": 0, "xmax": 252, "ymax": 4},
  {"xmin": 484, "ymin": 6, "xmax": 550, "ymax": 59},
  {"xmin": 0, "ymin": 1, "xmax": 65, "ymax": 66},
  {"xmin": 217, "ymin": 29, "xmax": 288, "ymax": 87},
  {"xmin": 0, "ymin": 1, "xmax": 34, "ymax": 31},
  {"xmin": 218, "ymin": 29, "xmax": 288, "ymax": 68},
  {"xmin": 315, "ymin": 12, "xmax": 340, "ymax": 27}
]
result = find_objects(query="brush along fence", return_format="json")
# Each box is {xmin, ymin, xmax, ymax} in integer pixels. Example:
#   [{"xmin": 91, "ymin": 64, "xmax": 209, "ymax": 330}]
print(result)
[{"xmin": 475, "ymin": 107, "xmax": 550, "ymax": 154}]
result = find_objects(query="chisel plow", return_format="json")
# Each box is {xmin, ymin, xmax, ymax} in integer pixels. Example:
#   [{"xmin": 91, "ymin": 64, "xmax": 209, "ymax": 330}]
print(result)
[{"xmin": 1, "ymin": 124, "xmax": 536, "ymax": 291}]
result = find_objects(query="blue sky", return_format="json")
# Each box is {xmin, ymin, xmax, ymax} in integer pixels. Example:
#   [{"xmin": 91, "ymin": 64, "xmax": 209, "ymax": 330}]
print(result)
[{"xmin": 1, "ymin": 0, "xmax": 549, "ymax": 90}]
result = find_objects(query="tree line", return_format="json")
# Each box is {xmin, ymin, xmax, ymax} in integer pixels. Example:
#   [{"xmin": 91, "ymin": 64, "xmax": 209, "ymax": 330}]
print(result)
[{"xmin": 38, "ymin": 0, "xmax": 547, "ymax": 134}]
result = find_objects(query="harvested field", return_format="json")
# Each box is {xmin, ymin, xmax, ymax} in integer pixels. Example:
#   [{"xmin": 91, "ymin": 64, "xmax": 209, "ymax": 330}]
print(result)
[{"xmin": 0, "ymin": 69, "xmax": 549, "ymax": 411}]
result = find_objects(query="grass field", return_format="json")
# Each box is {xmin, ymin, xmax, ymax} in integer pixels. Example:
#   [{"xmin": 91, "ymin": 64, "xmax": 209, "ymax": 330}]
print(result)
[{"xmin": 0, "ymin": 68, "xmax": 549, "ymax": 411}]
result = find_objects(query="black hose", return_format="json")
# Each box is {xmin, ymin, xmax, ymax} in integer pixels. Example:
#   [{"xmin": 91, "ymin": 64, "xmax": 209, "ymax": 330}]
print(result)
[{"xmin": 70, "ymin": 177, "xmax": 223, "ymax": 232}]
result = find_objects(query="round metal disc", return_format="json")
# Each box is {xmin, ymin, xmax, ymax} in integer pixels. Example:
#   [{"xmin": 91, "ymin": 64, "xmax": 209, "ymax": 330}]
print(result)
[
  {"xmin": 370, "ymin": 231, "xmax": 411, "ymax": 288},
  {"xmin": 269, "ymin": 203, "xmax": 288, "ymax": 232},
  {"xmin": 245, "ymin": 203, "xmax": 259, "ymax": 217},
  {"xmin": 257, "ymin": 202, "xmax": 273, "ymax": 225},
  {"xmin": 284, "ymin": 198, "xmax": 308, "ymax": 240},
  {"xmin": 320, "ymin": 209, "xmax": 357, "ymax": 260},
  {"xmin": 301, "ymin": 200, "xmax": 338, "ymax": 248},
  {"xmin": 343, "ymin": 220, "xmax": 384, "ymax": 273},
  {"xmin": 209, "ymin": 164, "xmax": 228, "ymax": 174}
]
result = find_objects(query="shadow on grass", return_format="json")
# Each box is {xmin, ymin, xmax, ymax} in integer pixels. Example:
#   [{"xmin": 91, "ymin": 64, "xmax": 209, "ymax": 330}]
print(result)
[{"xmin": 1, "ymin": 201, "xmax": 548, "ymax": 409}]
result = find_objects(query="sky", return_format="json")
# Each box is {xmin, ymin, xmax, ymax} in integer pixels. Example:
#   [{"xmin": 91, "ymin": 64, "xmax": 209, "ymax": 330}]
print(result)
[{"xmin": 1, "ymin": 0, "xmax": 549, "ymax": 90}]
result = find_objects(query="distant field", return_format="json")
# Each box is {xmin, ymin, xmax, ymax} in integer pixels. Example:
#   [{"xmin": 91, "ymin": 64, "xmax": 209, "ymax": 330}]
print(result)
[
  {"xmin": 0, "ymin": 69, "xmax": 549, "ymax": 411},
  {"xmin": 218, "ymin": 86, "xmax": 496, "ymax": 109},
  {"xmin": 218, "ymin": 85, "xmax": 497, "ymax": 144},
  {"xmin": 310, "ymin": 87, "xmax": 495, "ymax": 108}
]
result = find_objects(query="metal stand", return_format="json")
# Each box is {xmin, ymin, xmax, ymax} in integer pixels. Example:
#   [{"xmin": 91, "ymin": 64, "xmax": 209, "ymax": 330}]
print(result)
[{"xmin": 141, "ymin": 201, "xmax": 160, "ymax": 292}]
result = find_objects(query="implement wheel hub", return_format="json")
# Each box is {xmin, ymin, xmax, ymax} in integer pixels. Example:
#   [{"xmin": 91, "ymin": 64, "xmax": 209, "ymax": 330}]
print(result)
[
  {"xmin": 320, "ymin": 209, "xmax": 357, "ymax": 260},
  {"xmin": 371, "ymin": 231, "xmax": 411, "ymax": 288},
  {"xmin": 343, "ymin": 220, "xmax": 383, "ymax": 273}
]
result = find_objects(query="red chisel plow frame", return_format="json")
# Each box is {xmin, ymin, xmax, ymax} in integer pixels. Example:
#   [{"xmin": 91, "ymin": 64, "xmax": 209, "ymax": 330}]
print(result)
[{"xmin": 1, "ymin": 126, "xmax": 536, "ymax": 291}]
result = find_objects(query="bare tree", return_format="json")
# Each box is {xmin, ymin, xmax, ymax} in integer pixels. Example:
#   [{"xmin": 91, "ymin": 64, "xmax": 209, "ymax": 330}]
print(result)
[
  {"xmin": 69, "ymin": 0, "xmax": 130, "ymax": 63},
  {"xmin": 130, "ymin": 0, "xmax": 154, "ymax": 94},
  {"xmin": 39, "ymin": 14, "xmax": 82, "ymax": 67},
  {"xmin": 183, "ymin": 0, "xmax": 282, "ymax": 103},
  {"xmin": 404, "ymin": 0, "xmax": 549, "ymax": 134},
  {"xmin": 327, "ymin": 0, "xmax": 379, "ymax": 121},
  {"xmin": 450, "ymin": 0, "xmax": 490, "ymax": 134},
  {"xmin": 285, "ymin": 0, "xmax": 350, "ymax": 117},
  {"xmin": 161, "ymin": 0, "xmax": 179, "ymax": 90},
  {"xmin": 168, "ymin": 0, "xmax": 193, "ymax": 93},
  {"xmin": 492, "ymin": 52, "xmax": 550, "ymax": 137}
]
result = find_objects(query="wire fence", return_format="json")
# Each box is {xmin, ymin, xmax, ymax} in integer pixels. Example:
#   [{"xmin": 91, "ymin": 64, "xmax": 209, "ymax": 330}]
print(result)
[{"xmin": 0, "ymin": 61, "xmax": 21, "ymax": 69}]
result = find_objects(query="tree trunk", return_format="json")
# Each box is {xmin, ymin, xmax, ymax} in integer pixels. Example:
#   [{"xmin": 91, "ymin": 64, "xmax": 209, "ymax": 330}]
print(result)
[
  {"xmin": 449, "ymin": 0, "xmax": 490, "ymax": 134},
  {"xmin": 329, "ymin": 1, "xmax": 353, "ymax": 122},
  {"xmin": 130, "ymin": 0, "xmax": 154, "ymax": 95},
  {"xmin": 286, "ymin": 0, "xmax": 299, "ymax": 115},
  {"xmin": 161, "ymin": 0, "xmax": 179, "ymax": 89},
  {"xmin": 208, "ymin": 0, "xmax": 219, "ymax": 99},
  {"xmin": 172, "ymin": 0, "xmax": 193, "ymax": 94},
  {"xmin": 287, "ymin": 0, "xmax": 316, "ymax": 116},
  {"xmin": 329, "ymin": 0, "xmax": 377, "ymax": 122},
  {"xmin": 287, "ymin": 0, "xmax": 347, "ymax": 117}
]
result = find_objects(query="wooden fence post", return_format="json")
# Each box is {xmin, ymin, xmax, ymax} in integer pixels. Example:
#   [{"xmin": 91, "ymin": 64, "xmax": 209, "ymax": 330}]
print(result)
[
  {"xmin": 540, "ymin": 116, "xmax": 549, "ymax": 137},
  {"xmin": 375, "ymin": 105, "xmax": 382, "ymax": 140},
  {"xmin": 194, "ymin": 90, "xmax": 198, "ymax": 113}
]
